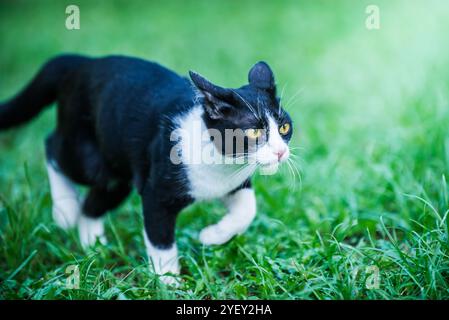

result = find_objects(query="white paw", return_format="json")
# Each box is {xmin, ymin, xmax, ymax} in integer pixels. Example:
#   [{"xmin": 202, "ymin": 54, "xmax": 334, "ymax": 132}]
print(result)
[
  {"xmin": 52, "ymin": 199, "xmax": 81, "ymax": 229},
  {"xmin": 151, "ymin": 256, "xmax": 180, "ymax": 275},
  {"xmin": 199, "ymin": 224, "xmax": 236, "ymax": 246},
  {"xmin": 160, "ymin": 274, "xmax": 181, "ymax": 287},
  {"xmin": 78, "ymin": 215, "xmax": 107, "ymax": 249},
  {"xmin": 143, "ymin": 232, "xmax": 180, "ymax": 286},
  {"xmin": 150, "ymin": 258, "xmax": 181, "ymax": 286}
]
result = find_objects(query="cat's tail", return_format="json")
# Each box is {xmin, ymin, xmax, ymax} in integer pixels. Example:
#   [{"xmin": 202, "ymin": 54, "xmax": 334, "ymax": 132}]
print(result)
[{"xmin": 0, "ymin": 54, "xmax": 88, "ymax": 130}]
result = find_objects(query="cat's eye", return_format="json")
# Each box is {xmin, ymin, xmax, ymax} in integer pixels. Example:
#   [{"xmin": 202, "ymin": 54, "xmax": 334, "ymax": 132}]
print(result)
[
  {"xmin": 246, "ymin": 128, "xmax": 263, "ymax": 139},
  {"xmin": 279, "ymin": 123, "xmax": 290, "ymax": 135}
]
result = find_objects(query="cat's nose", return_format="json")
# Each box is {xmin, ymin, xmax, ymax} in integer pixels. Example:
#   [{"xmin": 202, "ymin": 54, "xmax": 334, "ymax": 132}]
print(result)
[{"xmin": 275, "ymin": 149, "xmax": 287, "ymax": 161}]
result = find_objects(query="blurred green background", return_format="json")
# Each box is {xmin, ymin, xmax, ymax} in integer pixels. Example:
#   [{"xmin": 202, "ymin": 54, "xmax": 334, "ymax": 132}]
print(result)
[{"xmin": 1, "ymin": 0, "xmax": 449, "ymax": 299}]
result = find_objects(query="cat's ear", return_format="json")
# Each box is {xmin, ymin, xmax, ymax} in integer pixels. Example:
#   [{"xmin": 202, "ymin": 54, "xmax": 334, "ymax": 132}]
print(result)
[
  {"xmin": 189, "ymin": 71, "xmax": 234, "ymax": 119},
  {"xmin": 248, "ymin": 61, "xmax": 275, "ymax": 92}
]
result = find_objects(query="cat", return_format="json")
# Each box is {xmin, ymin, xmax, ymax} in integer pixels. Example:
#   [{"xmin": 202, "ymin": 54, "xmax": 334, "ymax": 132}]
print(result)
[{"xmin": 0, "ymin": 55, "xmax": 293, "ymax": 284}]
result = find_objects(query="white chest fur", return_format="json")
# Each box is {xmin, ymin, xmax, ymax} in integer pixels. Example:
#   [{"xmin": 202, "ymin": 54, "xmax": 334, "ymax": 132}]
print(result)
[
  {"xmin": 186, "ymin": 162, "xmax": 255, "ymax": 200},
  {"xmin": 175, "ymin": 106, "xmax": 256, "ymax": 200}
]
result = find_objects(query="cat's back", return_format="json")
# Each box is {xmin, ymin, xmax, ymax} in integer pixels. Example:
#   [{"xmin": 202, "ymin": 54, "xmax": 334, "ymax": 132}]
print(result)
[
  {"xmin": 82, "ymin": 55, "xmax": 195, "ymax": 131},
  {"xmin": 89, "ymin": 55, "xmax": 191, "ymax": 96},
  {"xmin": 74, "ymin": 56, "xmax": 196, "ymax": 177}
]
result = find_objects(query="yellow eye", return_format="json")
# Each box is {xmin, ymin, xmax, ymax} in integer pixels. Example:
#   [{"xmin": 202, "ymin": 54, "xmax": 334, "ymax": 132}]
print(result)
[
  {"xmin": 246, "ymin": 128, "xmax": 263, "ymax": 139},
  {"xmin": 279, "ymin": 123, "xmax": 290, "ymax": 135}
]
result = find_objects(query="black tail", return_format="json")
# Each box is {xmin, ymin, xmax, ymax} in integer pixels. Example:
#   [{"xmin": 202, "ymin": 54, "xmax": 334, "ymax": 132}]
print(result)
[{"xmin": 0, "ymin": 54, "xmax": 88, "ymax": 130}]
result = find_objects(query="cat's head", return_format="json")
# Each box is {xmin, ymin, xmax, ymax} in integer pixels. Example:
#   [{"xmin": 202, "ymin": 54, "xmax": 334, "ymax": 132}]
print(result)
[{"xmin": 189, "ymin": 62, "xmax": 293, "ymax": 171}]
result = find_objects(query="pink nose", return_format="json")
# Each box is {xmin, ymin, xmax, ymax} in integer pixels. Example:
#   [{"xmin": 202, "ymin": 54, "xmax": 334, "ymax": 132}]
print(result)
[{"xmin": 275, "ymin": 149, "xmax": 286, "ymax": 161}]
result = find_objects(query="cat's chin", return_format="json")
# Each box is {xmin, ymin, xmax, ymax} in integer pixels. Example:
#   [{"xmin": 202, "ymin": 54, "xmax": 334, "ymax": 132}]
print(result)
[{"xmin": 259, "ymin": 162, "xmax": 279, "ymax": 176}]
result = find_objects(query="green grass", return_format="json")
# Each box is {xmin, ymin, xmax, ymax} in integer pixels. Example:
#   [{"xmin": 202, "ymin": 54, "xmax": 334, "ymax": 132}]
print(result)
[{"xmin": 1, "ymin": 0, "xmax": 449, "ymax": 299}]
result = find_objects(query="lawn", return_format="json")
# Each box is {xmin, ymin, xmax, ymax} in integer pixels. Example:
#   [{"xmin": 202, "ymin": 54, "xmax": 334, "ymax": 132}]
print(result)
[{"xmin": 1, "ymin": 0, "xmax": 449, "ymax": 299}]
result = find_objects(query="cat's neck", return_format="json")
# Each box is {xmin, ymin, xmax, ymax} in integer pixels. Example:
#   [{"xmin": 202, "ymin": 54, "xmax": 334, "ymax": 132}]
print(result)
[{"xmin": 175, "ymin": 104, "xmax": 256, "ymax": 200}]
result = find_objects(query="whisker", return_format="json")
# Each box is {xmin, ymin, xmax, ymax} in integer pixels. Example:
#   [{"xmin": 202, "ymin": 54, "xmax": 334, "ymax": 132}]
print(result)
[
  {"xmin": 279, "ymin": 83, "xmax": 288, "ymax": 117},
  {"xmin": 257, "ymin": 94, "xmax": 262, "ymax": 120},
  {"xmin": 231, "ymin": 90, "xmax": 262, "ymax": 121},
  {"xmin": 288, "ymin": 152, "xmax": 302, "ymax": 159},
  {"xmin": 284, "ymin": 88, "xmax": 304, "ymax": 111},
  {"xmin": 288, "ymin": 150, "xmax": 305, "ymax": 167},
  {"xmin": 280, "ymin": 83, "xmax": 287, "ymax": 101},
  {"xmin": 285, "ymin": 158, "xmax": 298, "ymax": 190},
  {"xmin": 228, "ymin": 163, "xmax": 257, "ymax": 182},
  {"xmin": 229, "ymin": 162, "xmax": 251, "ymax": 176},
  {"xmin": 287, "ymin": 158, "xmax": 302, "ymax": 189}
]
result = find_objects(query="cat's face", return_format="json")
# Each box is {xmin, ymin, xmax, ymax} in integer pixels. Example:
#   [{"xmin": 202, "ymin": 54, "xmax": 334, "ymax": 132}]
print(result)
[{"xmin": 189, "ymin": 62, "xmax": 293, "ymax": 170}]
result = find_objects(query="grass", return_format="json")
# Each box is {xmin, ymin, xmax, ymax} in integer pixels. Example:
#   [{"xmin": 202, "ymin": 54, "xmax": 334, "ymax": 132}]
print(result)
[{"xmin": 1, "ymin": 0, "xmax": 449, "ymax": 299}]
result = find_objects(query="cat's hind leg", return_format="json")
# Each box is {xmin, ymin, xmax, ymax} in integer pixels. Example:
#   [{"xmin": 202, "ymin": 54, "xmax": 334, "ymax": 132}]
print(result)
[
  {"xmin": 199, "ymin": 188, "xmax": 256, "ymax": 245},
  {"xmin": 45, "ymin": 135, "xmax": 81, "ymax": 229}
]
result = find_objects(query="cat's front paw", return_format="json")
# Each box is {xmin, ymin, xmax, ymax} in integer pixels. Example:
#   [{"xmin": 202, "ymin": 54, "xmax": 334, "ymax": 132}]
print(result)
[
  {"xmin": 150, "ymin": 259, "xmax": 181, "ymax": 286},
  {"xmin": 52, "ymin": 199, "xmax": 81, "ymax": 230},
  {"xmin": 199, "ymin": 224, "xmax": 235, "ymax": 246},
  {"xmin": 159, "ymin": 274, "xmax": 181, "ymax": 287},
  {"xmin": 78, "ymin": 215, "xmax": 107, "ymax": 249}
]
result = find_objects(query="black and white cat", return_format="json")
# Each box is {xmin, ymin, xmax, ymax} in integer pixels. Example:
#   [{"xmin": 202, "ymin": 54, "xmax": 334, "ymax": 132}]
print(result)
[{"xmin": 0, "ymin": 55, "xmax": 293, "ymax": 284}]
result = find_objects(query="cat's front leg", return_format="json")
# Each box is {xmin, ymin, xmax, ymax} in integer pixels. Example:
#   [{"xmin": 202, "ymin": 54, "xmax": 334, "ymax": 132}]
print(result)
[
  {"xmin": 199, "ymin": 188, "xmax": 256, "ymax": 246},
  {"xmin": 142, "ymin": 187, "xmax": 184, "ymax": 285}
]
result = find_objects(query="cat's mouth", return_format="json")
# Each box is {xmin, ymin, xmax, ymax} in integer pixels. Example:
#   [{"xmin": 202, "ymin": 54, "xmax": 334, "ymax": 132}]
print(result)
[
  {"xmin": 258, "ymin": 161, "xmax": 280, "ymax": 175},
  {"xmin": 259, "ymin": 161, "xmax": 279, "ymax": 167},
  {"xmin": 256, "ymin": 149, "xmax": 290, "ymax": 174},
  {"xmin": 257, "ymin": 151, "xmax": 290, "ymax": 167}
]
